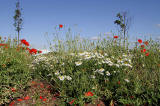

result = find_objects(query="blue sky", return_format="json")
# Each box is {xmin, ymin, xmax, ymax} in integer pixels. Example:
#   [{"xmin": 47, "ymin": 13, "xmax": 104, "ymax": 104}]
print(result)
[{"xmin": 0, "ymin": 0, "xmax": 160, "ymax": 50}]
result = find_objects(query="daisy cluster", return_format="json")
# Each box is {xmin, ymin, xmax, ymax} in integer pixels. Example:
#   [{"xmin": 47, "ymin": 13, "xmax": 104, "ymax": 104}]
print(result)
[
  {"xmin": 31, "ymin": 50, "xmax": 133, "ymax": 82},
  {"xmin": 72, "ymin": 51, "xmax": 133, "ymax": 68}
]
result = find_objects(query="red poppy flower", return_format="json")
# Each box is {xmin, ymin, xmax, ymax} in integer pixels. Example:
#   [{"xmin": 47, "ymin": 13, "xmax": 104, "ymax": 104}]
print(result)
[
  {"xmin": 40, "ymin": 96, "xmax": 43, "ymax": 99},
  {"xmin": 29, "ymin": 48, "xmax": 37, "ymax": 54},
  {"xmin": 117, "ymin": 81, "xmax": 120, "ymax": 85},
  {"xmin": 114, "ymin": 36, "xmax": 118, "ymax": 38},
  {"xmin": 24, "ymin": 41, "xmax": 29, "ymax": 46},
  {"xmin": 11, "ymin": 88, "xmax": 16, "ymax": 92},
  {"xmin": 4, "ymin": 46, "xmax": 8, "ymax": 50},
  {"xmin": 85, "ymin": 91, "xmax": 94, "ymax": 96},
  {"xmin": 141, "ymin": 49, "xmax": 146, "ymax": 53},
  {"xmin": 144, "ymin": 41, "xmax": 148, "ymax": 45},
  {"xmin": 26, "ymin": 48, "xmax": 30, "ymax": 50},
  {"xmin": 0, "ymin": 43, "xmax": 7, "ymax": 46},
  {"xmin": 20, "ymin": 39, "xmax": 26, "ymax": 43},
  {"xmin": 145, "ymin": 53, "xmax": 149, "ymax": 56},
  {"xmin": 69, "ymin": 99, "xmax": 75, "ymax": 105},
  {"xmin": 138, "ymin": 39, "xmax": 142, "ymax": 43},
  {"xmin": 130, "ymin": 96, "xmax": 134, "ymax": 99},
  {"xmin": 59, "ymin": 24, "xmax": 63, "ymax": 28},
  {"xmin": 38, "ymin": 50, "xmax": 42, "ymax": 53},
  {"xmin": 31, "ymin": 81, "xmax": 36, "ymax": 85},
  {"xmin": 9, "ymin": 101, "xmax": 15, "ymax": 106},
  {"xmin": 97, "ymin": 104, "xmax": 101, "ymax": 106},
  {"xmin": 42, "ymin": 98, "xmax": 47, "ymax": 102},
  {"xmin": 141, "ymin": 45, "xmax": 145, "ymax": 48},
  {"xmin": 20, "ymin": 39, "xmax": 30, "ymax": 46},
  {"xmin": 24, "ymin": 96, "xmax": 30, "ymax": 100},
  {"xmin": 17, "ymin": 98, "xmax": 23, "ymax": 101}
]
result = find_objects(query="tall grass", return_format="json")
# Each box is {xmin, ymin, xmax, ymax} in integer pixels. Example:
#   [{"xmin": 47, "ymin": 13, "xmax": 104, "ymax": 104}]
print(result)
[
  {"xmin": 32, "ymin": 28, "xmax": 160, "ymax": 105},
  {"xmin": 0, "ymin": 28, "xmax": 160, "ymax": 105}
]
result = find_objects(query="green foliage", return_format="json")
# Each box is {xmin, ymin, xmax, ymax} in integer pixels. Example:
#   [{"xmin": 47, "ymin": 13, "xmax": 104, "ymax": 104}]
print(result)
[{"xmin": 0, "ymin": 38, "xmax": 33, "ymax": 104}]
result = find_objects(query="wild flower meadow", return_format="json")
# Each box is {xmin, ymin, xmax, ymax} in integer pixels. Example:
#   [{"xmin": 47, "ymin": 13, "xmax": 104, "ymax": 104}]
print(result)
[{"xmin": 0, "ymin": 26, "xmax": 160, "ymax": 106}]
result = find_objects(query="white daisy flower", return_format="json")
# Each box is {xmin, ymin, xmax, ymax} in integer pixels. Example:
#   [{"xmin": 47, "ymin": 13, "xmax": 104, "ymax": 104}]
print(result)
[
  {"xmin": 99, "ymin": 72, "xmax": 104, "ymax": 75},
  {"xmin": 104, "ymin": 53, "xmax": 108, "ymax": 56},
  {"xmin": 115, "ymin": 64, "xmax": 120, "ymax": 67},
  {"xmin": 65, "ymin": 76, "xmax": 72, "ymax": 80},
  {"xmin": 108, "ymin": 63, "xmax": 113, "ymax": 66},
  {"xmin": 55, "ymin": 71, "xmax": 60, "ymax": 75},
  {"xmin": 75, "ymin": 61, "xmax": 82, "ymax": 66},
  {"xmin": 124, "ymin": 79, "xmax": 130, "ymax": 83},
  {"xmin": 92, "ymin": 86, "xmax": 96, "ymax": 89},
  {"xmin": 90, "ymin": 75, "xmax": 96, "ymax": 79},
  {"xmin": 58, "ymin": 76, "xmax": 65, "ymax": 81},
  {"xmin": 84, "ymin": 55, "xmax": 92, "ymax": 59},
  {"xmin": 47, "ymin": 74, "xmax": 52, "ymax": 76},
  {"xmin": 106, "ymin": 71, "xmax": 111, "ymax": 76},
  {"xmin": 61, "ymin": 63, "xmax": 65, "ymax": 65},
  {"xmin": 102, "ymin": 60, "xmax": 105, "ymax": 64},
  {"xmin": 99, "ymin": 68, "xmax": 105, "ymax": 72},
  {"xmin": 113, "ymin": 71, "xmax": 116, "ymax": 73},
  {"xmin": 122, "ymin": 54, "xmax": 127, "ymax": 57}
]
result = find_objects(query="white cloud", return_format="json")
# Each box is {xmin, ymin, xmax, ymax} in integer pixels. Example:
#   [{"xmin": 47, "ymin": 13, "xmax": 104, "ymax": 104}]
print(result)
[
  {"xmin": 157, "ymin": 36, "xmax": 160, "ymax": 40},
  {"xmin": 41, "ymin": 49, "xmax": 51, "ymax": 54},
  {"xmin": 34, "ymin": 49, "xmax": 51, "ymax": 56},
  {"xmin": 157, "ymin": 24, "xmax": 160, "ymax": 27},
  {"xmin": 90, "ymin": 36, "xmax": 100, "ymax": 40}
]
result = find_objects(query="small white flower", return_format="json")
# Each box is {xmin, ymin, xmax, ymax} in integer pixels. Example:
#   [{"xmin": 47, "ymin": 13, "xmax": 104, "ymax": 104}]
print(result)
[
  {"xmin": 84, "ymin": 55, "xmax": 92, "ymax": 59},
  {"xmin": 124, "ymin": 79, "xmax": 130, "ymax": 83},
  {"xmin": 55, "ymin": 71, "xmax": 60, "ymax": 75},
  {"xmin": 95, "ymin": 69, "xmax": 104, "ymax": 75},
  {"xmin": 115, "ymin": 64, "xmax": 120, "ymax": 67},
  {"xmin": 128, "ymin": 59, "xmax": 131, "ymax": 63},
  {"xmin": 113, "ymin": 71, "xmax": 116, "ymax": 73},
  {"xmin": 65, "ymin": 76, "xmax": 72, "ymax": 80},
  {"xmin": 47, "ymin": 74, "xmax": 52, "ymax": 76},
  {"xmin": 104, "ymin": 53, "xmax": 108, "ymax": 56},
  {"xmin": 99, "ymin": 72, "xmax": 104, "ymax": 75},
  {"xmin": 105, "ymin": 58, "xmax": 111, "ymax": 61},
  {"xmin": 78, "ymin": 52, "xmax": 84, "ymax": 56},
  {"xmin": 99, "ymin": 68, "xmax": 105, "ymax": 72},
  {"xmin": 108, "ymin": 63, "xmax": 113, "ymax": 66},
  {"xmin": 102, "ymin": 60, "xmax": 105, "ymax": 64},
  {"xmin": 122, "ymin": 54, "xmax": 127, "ymax": 57},
  {"xmin": 92, "ymin": 86, "xmax": 96, "ymax": 89},
  {"xmin": 75, "ymin": 61, "xmax": 82, "ymax": 66},
  {"xmin": 58, "ymin": 76, "xmax": 65, "ymax": 81},
  {"xmin": 142, "ymin": 64, "xmax": 145, "ymax": 67},
  {"xmin": 106, "ymin": 71, "xmax": 111, "ymax": 76},
  {"xmin": 90, "ymin": 75, "xmax": 96, "ymax": 79}
]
